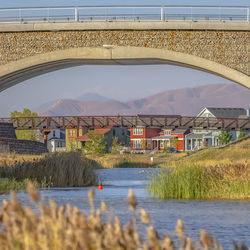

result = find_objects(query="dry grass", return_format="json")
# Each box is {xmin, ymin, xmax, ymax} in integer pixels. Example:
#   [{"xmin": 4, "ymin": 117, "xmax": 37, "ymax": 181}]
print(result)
[
  {"xmin": 0, "ymin": 153, "xmax": 44, "ymax": 168},
  {"xmin": 86, "ymin": 152, "xmax": 187, "ymax": 168},
  {"xmin": 0, "ymin": 152, "xmax": 99, "ymax": 190},
  {"xmin": 160, "ymin": 137, "xmax": 250, "ymax": 168},
  {"xmin": 86, "ymin": 153, "xmax": 154, "ymax": 168},
  {"xmin": 1, "ymin": 183, "xmax": 246, "ymax": 250}
]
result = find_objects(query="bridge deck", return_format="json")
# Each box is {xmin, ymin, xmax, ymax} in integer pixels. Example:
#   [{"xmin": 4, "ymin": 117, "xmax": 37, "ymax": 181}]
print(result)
[{"xmin": 0, "ymin": 115, "xmax": 249, "ymax": 131}]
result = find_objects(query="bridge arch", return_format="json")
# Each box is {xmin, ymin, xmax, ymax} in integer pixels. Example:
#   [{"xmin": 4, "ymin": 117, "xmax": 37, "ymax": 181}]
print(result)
[{"xmin": 0, "ymin": 46, "xmax": 249, "ymax": 91}]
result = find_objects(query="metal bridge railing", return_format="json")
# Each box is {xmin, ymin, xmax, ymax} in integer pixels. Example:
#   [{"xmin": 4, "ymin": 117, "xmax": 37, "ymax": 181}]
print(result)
[
  {"xmin": 0, "ymin": 115, "xmax": 249, "ymax": 131},
  {"xmin": 0, "ymin": 6, "xmax": 249, "ymax": 23}
]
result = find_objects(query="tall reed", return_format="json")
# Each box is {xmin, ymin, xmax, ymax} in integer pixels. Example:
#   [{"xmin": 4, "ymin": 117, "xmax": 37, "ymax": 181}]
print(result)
[
  {"xmin": 0, "ymin": 151, "xmax": 99, "ymax": 188},
  {"xmin": 149, "ymin": 163, "xmax": 250, "ymax": 200},
  {"xmin": 1, "ymin": 183, "xmax": 243, "ymax": 250}
]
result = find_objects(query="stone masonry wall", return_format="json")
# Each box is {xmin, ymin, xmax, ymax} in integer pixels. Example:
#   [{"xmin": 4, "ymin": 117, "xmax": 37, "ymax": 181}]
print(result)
[
  {"xmin": 0, "ymin": 122, "xmax": 48, "ymax": 155},
  {"xmin": 0, "ymin": 122, "xmax": 17, "ymax": 139},
  {"xmin": 0, "ymin": 30, "xmax": 249, "ymax": 75},
  {"xmin": 0, "ymin": 137, "xmax": 48, "ymax": 155}
]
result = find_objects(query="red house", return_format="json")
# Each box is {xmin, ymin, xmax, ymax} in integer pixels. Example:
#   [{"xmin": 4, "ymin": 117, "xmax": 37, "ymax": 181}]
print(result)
[
  {"xmin": 130, "ymin": 127, "xmax": 189, "ymax": 153},
  {"xmin": 130, "ymin": 127, "xmax": 160, "ymax": 153}
]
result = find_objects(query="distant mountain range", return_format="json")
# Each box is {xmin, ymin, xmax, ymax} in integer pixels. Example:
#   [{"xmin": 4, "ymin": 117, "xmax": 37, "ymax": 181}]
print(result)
[{"xmin": 37, "ymin": 84, "xmax": 250, "ymax": 116}]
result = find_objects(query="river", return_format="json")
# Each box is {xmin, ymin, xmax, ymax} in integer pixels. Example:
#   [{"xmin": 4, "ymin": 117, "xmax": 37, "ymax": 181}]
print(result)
[{"xmin": 0, "ymin": 168, "xmax": 250, "ymax": 249}]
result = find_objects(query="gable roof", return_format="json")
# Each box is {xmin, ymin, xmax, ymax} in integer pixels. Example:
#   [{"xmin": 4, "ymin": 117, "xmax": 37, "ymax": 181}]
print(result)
[
  {"xmin": 76, "ymin": 128, "xmax": 111, "ymax": 141},
  {"xmin": 198, "ymin": 107, "xmax": 246, "ymax": 118},
  {"xmin": 172, "ymin": 129, "xmax": 189, "ymax": 134}
]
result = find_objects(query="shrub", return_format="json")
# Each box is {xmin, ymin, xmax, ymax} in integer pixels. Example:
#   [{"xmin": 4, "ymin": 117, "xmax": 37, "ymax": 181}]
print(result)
[
  {"xmin": 84, "ymin": 130, "xmax": 107, "ymax": 154},
  {"xmin": 237, "ymin": 131, "xmax": 246, "ymax": 140},
  {"xmin": 218, "ymin": 130, "xmax": 232, "ymax": 145}
]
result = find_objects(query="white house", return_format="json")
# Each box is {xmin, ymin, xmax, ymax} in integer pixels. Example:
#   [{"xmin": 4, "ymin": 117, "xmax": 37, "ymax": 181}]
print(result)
[
  {"xmin": 47, "ymin": 129, "xmax": 66, "ymax": 152},
  {"xmin": 185, "ymin": 107, "xmax": 250, "ymax": 151}
]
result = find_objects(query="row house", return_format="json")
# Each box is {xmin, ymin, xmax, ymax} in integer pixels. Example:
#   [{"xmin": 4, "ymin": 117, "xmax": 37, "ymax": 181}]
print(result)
[
  {"xmin": 47, "ymin": 129, "xmax": 66, "ymax": 152},
  {"xmin": 131, "ymin": 107, "xmax": 249, "ymax": 153},
  {"xmin": 130, "ymin": 127, "xmax": 189, "ymax": 153},
  {"xmin": 38, "ymin": 129, "xmax": 66, "ymax": 152},
  {"xmin": 66, "ymin": 126, "xmax": 129, "ymax": 151},
  {"xmin": 185, "ymin": 107, "xmax": 250, "ymax": 151}
]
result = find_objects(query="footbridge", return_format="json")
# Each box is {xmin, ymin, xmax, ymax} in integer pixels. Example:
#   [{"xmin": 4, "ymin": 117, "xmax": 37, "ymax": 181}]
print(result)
[
  {"xmin": 0, "ymin": 5, "xmax": 249, "ymax": 90},
  {"xmin": 1, "ymin": 115, "xmax": 249, "ymax": 131}
]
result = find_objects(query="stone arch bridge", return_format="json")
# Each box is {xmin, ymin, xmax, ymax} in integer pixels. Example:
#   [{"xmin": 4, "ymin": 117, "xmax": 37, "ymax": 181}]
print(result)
[{"xmin": 0, "ymin": 21, "xmax": 249, "ymax": 90}]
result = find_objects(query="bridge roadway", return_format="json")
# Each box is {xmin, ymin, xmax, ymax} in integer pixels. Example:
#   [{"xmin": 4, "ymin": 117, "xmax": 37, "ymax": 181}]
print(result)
[{"xmin": 0, "ymin": 115, "xmax": 249, "ymax": 131}]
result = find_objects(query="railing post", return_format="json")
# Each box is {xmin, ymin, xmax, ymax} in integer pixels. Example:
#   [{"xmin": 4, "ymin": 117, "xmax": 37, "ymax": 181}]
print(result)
[
  {"xmin": 47, "ymin": 8, "xmax": 50, "ymax": 22},
  {"xmin": 19, "ymin": 9, "xmax": 21, "ymax": 23},
  {"xmin": 160, "ymin": 7, "xmax": 165, "ymax": 21},
  {"xmin": 74, "ymin": 7, "xmax": 79, "ymax": 22}
]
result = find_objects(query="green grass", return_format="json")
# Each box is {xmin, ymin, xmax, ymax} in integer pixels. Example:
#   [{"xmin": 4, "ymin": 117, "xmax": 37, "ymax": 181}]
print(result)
[
  {"xmin": 0, "ymin": 178, "xmax": 50, "ymax": 194},
  {"xmin": 114, "ymin": 161, "xmax": 152, "ymax": 168},
  {"xmin": 0, "ymin": 178, "xmax": 28, "ymax": 194},
  {"xmin": 149, "ymin": 165, "xmax": 206, "ymax": 199},
  {"xmin": 149, "ymin": 163, "xmax": 250, "ymax": 200}
]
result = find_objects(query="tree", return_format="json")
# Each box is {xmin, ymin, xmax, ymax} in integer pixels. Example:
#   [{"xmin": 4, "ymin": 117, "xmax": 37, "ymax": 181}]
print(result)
[
  {"xmin": 84, "ymin": 130, "xmax": 107, "ymax": 154},
  {"xmin": 10, "ymin": 108, "xmax": 39, "ymax": 141},
  {"xmin": 142, "ymin": 139, "xmax": 147, "ymax": 150},
  {"xmin": 237, "ymin": 130, "xmax": 246, "ymax": 140},
  {"xmin": 218, "ymin": 130, "xmax": 232, "ymax": 145},
  {"xmin": 111, "ymin": 137, "xmax": 122, "ymax": 154},
  {"xmin": 170, "ymin": 137, "xmax": 178, "ymax": 150}
]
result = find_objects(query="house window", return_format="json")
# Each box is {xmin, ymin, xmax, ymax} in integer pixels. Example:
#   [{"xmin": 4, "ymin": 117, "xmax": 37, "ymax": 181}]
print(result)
[
  {"xmin": 165, "ymin": 130, "xmax": 171, "ymax": 136},
  {"xmin": 113, "ymin": 130, "xmax": 116, "ymax": 136},
  {"xmin": 160, "ymin": 140, "xmax": 164, "ymax": 148},
  {"xmin": 53, "ymin": 130, "xmax": 56, "ymax": 137},
  {"xmin": 133, "ymin": 140, "xmax": 142, "ymax": 149},
  {"xmin": 69, "ymin": 129, "xmax": 76, "ymax": 137},
  {"xmin": 147, "ymin": 140, "xmax": 152, "ymax": 149},
  {"xmin": 133, "ymin": 128, "xmax": 143, "ymax": 135}
]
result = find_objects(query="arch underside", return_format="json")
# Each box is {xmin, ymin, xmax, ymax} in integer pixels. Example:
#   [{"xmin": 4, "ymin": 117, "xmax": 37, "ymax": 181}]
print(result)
[{"xmin": 0, "ymin": 46, "xmax": 249, "ymax": 92}]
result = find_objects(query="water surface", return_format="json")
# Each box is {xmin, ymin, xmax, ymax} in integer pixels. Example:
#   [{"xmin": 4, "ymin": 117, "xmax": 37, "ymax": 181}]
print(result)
[{"xmin": 0, "ymin": 168, "xmax": 249, "ymax": 249}]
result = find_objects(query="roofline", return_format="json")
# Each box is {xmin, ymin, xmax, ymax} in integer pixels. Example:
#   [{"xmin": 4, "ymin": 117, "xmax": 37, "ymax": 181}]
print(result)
[{"xmin": 197, "ymin": 107, "xmax": 209, "ymax": 117}]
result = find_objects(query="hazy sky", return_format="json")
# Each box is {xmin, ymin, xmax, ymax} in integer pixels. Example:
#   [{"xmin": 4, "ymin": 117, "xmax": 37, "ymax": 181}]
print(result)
[
  {"xmin": 0, "ymin": 0, "xmax": 249, "ymax": 116},
  {"xmin": 1, "ymin": 0, "xmax": 249, "ymax": 8}
]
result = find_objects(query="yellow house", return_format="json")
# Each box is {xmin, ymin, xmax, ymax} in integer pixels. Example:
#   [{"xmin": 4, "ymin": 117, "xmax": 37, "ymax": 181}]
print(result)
[
  {"xmin": 66, "ymin": 127, "xmax": 88, "ymax": 151},
  {"xmin": 66, "ymin": 126, "xmax": 129, "ymax": 151}
]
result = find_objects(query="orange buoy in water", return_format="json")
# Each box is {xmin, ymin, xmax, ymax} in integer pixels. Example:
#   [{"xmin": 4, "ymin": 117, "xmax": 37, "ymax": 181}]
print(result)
[{"xmin": 98, "ymin": 185, "xmax": 103, "ymax": 190}]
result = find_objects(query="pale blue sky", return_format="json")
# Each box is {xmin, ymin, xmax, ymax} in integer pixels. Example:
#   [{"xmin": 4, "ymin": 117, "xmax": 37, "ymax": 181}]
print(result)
[
  {"xmin": 0, "ymin": 0, "xmax": 249, "ymax": 116},
  {"xmin": 1, "ymin": 0, "xmax": 249, "ymax": 8}
]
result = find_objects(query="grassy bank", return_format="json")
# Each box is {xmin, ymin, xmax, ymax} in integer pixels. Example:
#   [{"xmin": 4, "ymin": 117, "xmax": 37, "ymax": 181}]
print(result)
[
  {"xmin": 149, "ymin": 138, "xmax": 250, "ymax": 200},
  {"xmin": 0, "ymin": 151, "xmax": 99, "ymax": 194},
  {"xmin": 1, "ymin": 184, "xmax": 246, "ymax": 250},
  {"xmin": 149, "ymin": 163, "xmax": 250, "ymax": 200},
  {"xmin": 86, "ymin": 152, "xmax": 186, "ymax": 168},
  {"xmin": 157, "ymin": 137, "xmax": 250, "ymax": 169},
  {"xmin": 86, "ymin": 153, "xmax": 154, "ymax": 168}
]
